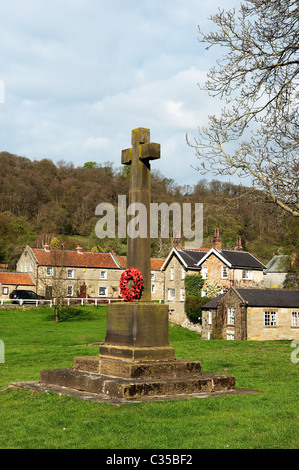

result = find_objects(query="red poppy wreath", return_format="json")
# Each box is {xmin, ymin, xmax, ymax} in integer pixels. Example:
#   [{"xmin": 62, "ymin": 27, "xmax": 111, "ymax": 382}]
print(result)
[{"xmin": 119, "ymin": 267, "xmax": 144, "ymax": 302}]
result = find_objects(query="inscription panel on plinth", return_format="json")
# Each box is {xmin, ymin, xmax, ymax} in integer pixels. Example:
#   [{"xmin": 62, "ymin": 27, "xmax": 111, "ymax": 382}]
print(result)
[
  {"xmin": 105, "ymin": 303, "xmax": 134, "ymax": 345},
  {"xmin": 105, "ymin": 302, "xmax": 169, "ymax": 347}
]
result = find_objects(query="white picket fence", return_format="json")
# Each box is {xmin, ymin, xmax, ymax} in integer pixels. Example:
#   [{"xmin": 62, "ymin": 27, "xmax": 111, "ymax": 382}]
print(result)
[
  {"xmin": 0, "ymin": 297, "xmax": 164, "ymax": 307},
  {"xmin": 0, "ymin": 297, "xmax": 124, "ymax": 307}
]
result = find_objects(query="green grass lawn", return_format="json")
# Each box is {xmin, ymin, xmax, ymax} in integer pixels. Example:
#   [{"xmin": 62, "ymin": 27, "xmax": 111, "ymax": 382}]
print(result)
[{"xmin": 0, "ymin": 305, "xmax": 298, "ymax": 449}]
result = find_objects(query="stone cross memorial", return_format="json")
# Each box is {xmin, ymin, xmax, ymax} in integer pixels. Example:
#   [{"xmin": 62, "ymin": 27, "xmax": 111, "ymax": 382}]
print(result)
[{"xmin": 14, "ymin": 127, "xmax": 239, "ymax": 403}]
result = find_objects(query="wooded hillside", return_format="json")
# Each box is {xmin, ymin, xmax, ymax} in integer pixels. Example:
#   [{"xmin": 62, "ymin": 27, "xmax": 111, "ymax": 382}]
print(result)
[{"xmin": 0, "ymin": 151, "xmax": 297, "ymax": 265}]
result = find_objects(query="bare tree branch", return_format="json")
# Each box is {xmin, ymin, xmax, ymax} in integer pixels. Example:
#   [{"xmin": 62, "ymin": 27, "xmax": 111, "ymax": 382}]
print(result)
[{"xmin": 189, "ymin": 0, "xmax": 299, "ymax": 217}]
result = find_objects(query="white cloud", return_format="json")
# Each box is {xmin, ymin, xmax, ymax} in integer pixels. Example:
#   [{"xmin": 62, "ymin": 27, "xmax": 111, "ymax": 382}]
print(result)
[{"xmin": 0, "ymin": 0, "xmax": 242, "ymax": 185}]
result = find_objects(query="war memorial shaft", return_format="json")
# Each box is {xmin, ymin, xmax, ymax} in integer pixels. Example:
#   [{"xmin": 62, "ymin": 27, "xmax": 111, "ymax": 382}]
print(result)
[{"xmin": 121, "ymin": 127, "xmax": 160, "ymax": 301}]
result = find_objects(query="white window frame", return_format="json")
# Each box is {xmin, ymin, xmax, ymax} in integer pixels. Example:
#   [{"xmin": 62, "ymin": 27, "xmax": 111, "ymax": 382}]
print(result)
[
  {"xmin": 67, "ymin": 285, "xmax": 74, "ymax": 297},
  {"xmin": 46, "ymin": 267, "xmax": 53, "ymax": 277},
  {"xmin": 100, "ymin": 270, "xmax": 107, "ymax": 280},
  {"xmin": 67, "ymin": 269, "xmax": 74, "ymax": 279},
  {"xmin": 181, "ymin": 268, "xmax": 186, "ymax": 280},
  {"xmin": 227, "ymin": 307, "xmax": 235, "ymax": 325},
  {"xmin": 264, "ymin": 311, "xmax": 277, "ymax": 327},
  {"xmin": 222, "ymin": 266, "xmax": 228, "ymax": 279},
  {"xmin": 151, "ymin": 283, "xmax": 156, "ymax": 294},
  {"xmin": 227, "ymin": 333, "xmax": 235, "ymax": 340},
  {"xmin": 98, "ymin": 286, "xmax": 108, "ymax": 297},
  {"xmin": 151, "ymin": 271, "xmax": 155, "ymax": 281},
  {"xmin": 202, "ymin": 266, "xmax": 208, "ymax": 279},
  {"xmin": 180, "ymin": 288, "xmax": 185, "ymax": 301},
  {"xmin": 201, "ymin": 289, "xmax": 208, "ymax": 297},
  {"xmin": 242, "ymin": 270, "xmax": 253, "ymax": 280},
  {"xmin": 168, "ymin": 287, "xmax": 175, "ymax": 301},
  {"xmin": 208, "ymin": 309, "xmax": 212, "ymax": 325},
  {"xmin": 291, "ymin": 311, "xmax": 299, "ymax": 327},
  {"xmin": 2, "ymin": 287, "xmax": 8, "ymax": 295}
]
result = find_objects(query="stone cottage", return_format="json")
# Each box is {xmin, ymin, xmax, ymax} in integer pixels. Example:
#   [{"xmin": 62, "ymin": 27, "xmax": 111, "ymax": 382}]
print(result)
[
  {"xmin": 202, "ymin": 287, "xmax": 299, "ymax": 341},
  {"xmin": 0, "ymin": 272, "xmax": 35, "ymax": 299},
  {"xmin": 162, "ymin": 229, "xmax": 266, "ymax": 325},
  {"xmin": 17, "ymin": 244, "xmax": 165, "ymax": 301}
]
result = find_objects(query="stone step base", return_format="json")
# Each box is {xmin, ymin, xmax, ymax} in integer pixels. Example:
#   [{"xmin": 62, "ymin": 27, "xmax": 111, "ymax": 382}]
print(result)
[
  {"xmin": 40, "ymin": 368, "xmax": 235, "ymax": 401},
  {"xmin": 73, "ymin": 356, "xmax": 202, "ymax": 379}
]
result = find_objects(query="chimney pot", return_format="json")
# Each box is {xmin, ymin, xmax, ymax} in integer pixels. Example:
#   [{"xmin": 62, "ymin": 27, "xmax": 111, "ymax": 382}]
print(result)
[{"xmin": 212, "ymin": 228, "xmax": 222, "ymax": 251}]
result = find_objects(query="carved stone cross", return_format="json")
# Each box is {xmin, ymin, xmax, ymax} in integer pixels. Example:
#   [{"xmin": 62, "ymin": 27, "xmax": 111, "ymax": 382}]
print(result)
[{"xmin": 121, "ymin": 128, "xmax": 160, "ymax": 300}]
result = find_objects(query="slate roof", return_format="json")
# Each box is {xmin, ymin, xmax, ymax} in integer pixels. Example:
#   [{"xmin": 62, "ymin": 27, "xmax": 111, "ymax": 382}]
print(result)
[
  {"xmin": 32, "ymin": 249, "xmax": 119, "ymax": 269},
  {"xmin": 165, "ymin": 247, "xmax": 266, "ymax": 271},
  {"xmin": 219, "ymin": 250, "xmax": 266, "ymax": 270},
  {"xmin": 177, "ymin": 249, "xmax": 208, "ymax": 268},
  {"xmin": 0, "ymin": 272, "xmax": 35, "ymax": 286},
  {"xmin": 201, "ymin": 294, "xmax": 224, "ymax": 309},
  {"xmin": 235, "ymin": 288, "xmax": 299, "ymax": 308}
]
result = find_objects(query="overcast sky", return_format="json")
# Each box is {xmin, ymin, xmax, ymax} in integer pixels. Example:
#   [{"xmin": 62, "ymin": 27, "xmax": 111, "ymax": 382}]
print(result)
[{"xmin": 0, "ymin": 0, "xmax": 242, "ymax": 186}]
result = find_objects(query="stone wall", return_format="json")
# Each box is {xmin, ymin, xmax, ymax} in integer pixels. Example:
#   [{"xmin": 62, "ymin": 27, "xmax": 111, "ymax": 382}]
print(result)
[
  {"xmin": 247, "ymin": 306, "xmax": 299, "ymax": 340},
  {"xmin": 164, "ymin": 254, "xmax": 191, "ymax": 324}
]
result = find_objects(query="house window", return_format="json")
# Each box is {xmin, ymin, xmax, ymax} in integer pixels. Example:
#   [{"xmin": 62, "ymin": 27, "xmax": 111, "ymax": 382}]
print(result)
[
  {"xmin": 221, "ymin": 289, "xmax": 228, "ymax": 295},
  {"xmin": 98, "ymin": 286, "xmax": 108, "ymax": 297},
  {"xmin": 168, "ymin": 288, "xmax": 175, "ymax": 301},
  {"xmin": 29, "ymin": 264, "xmax": 33, "ymax": 272},
  {"xmin": 67, "ymin": 285, "xmax": 74, "ymax": 296},
  {"xmin": 208, "ymin": 310, "xmax": 212, "ymax": 325},
  {"xmin": 242, "ymin": 270, "xmax": 253, "ymax": 280},
  {"xmin": 151, "ymin": 272, "xmax": 155, "ymax": 281},
  {"xmin": 227, "ymin": 307, "xmax": 235, "ymax": 325},
  {"xmin": 100, "ymin": 270, "xmax": 107, "ymax": 280},
  {"xmin": 67, "ymin": 269, "xmax": 74, "ymax": 279},
  {"xmin": 180, "ymin": 288, "xmax": 185, "ymax": 301},
  {"xmin": 46, "ymin": 267, "xmax": 53, "ymax": 277},
  {"xmin": 201, "ymin": 289, "xmax": 208, "ymax": 297},
  {"xmin": 2, "ymin": 287, "xmax": 8, "ymax": 295},
  {"xmin": 291, "ymin": 312, "xmax": 299, "ymax": 327},
  {"xmin": 182, "ymin": 268, "xmax": 186, "ymax": 280},
  {"xmin": 222, "ymin": 266, "xmax": 228, "ymax": 279},
  {"xmin": 151, "ymin": 283, "xmax": 156, "ymax": 294},
  {"xmin": 170, "ymin": 267, "xmax": 174, "ymax": 280},
  {"xmin": 264, "ymin": 311, "xmax": 277, "ymax": 327},
  {"xmin": 227, "ymin": 333, "xmax": 235, "ymax": 340},
  {"xmin": 24, "ymin": 264, "xmax": 28, "ymax": 273},
  {"xmin": 202, "ymin": 266, "xmax": 208, "ymax": 279}
]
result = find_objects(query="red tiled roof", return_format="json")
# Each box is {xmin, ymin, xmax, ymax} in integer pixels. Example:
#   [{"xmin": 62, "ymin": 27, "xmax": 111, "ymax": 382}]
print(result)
[
  {"xmin": 0, "ymin": 272, "xmax": 35, "ymax": 286},
  {"xmin": 116, "ymin": 256, "xmax": 165, "ymax": 271},
  {"xmin": 32, "ymin": 249, "xmax": 119, "ymax": 269}
]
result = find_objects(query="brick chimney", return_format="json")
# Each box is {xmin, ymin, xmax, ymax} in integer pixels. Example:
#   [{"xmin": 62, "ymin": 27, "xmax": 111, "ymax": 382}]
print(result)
[
  {"xmin": 234, "ymin": 237, "xmax": 244, "ymax": 252},
  {"xmin": 173, "ymin": 230, "xmax": 182, "ymax": 250},
  {"xmin": 212, "ymin": 228, "xmax": 222, "ymax": 251},
  {"xmin": 76, "ymin": 245, "xmax": 83, "ymax": 254},
  {"xmin": 43, "ymin": 243, "xmax": 50, "ymax": 252}
]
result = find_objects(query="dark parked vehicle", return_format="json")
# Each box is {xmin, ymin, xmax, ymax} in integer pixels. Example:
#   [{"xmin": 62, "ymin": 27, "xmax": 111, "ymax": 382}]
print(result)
[{"xmin": 9, "ymin": 290, "xmax": 45, "ymax": 305}]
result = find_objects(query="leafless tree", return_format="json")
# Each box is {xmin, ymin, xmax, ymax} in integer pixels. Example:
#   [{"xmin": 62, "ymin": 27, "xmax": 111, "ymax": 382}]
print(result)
[{"xmin": 188, "ymin": 0, "xmax": 299, "ymax": 217}]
